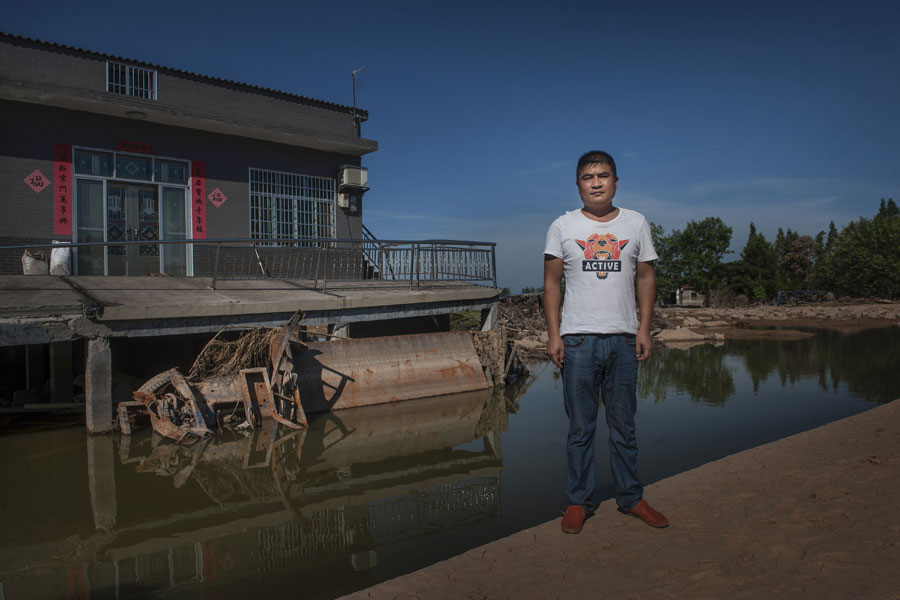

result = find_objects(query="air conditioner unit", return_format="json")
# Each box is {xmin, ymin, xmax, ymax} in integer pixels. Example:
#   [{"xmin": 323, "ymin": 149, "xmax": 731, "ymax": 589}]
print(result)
[{"xmin": 340, "ymin": 165, "xmax": 368, "ymax": 188}]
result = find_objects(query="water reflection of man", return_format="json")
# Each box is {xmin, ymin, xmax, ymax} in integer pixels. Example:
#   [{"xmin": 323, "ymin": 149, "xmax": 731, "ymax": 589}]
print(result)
[{"xmin": 543, "ymin": 150, "xmax": 669, "ymax": 534}]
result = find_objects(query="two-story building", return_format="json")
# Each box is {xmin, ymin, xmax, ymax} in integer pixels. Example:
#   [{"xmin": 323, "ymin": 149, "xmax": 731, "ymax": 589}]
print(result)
[
  {"xmin": 0, "ymin": 33, "xmax": 502, "ymax": 436},
  {"xmin": 0, "ymin": 32, "xmax": 376, "ymax": 276}
]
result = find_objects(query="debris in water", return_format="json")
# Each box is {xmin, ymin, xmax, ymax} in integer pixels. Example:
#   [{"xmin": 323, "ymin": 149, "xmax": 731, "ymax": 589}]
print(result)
[
  {"xmin": 129, "ymin": 311, "xmax": 496, "ymax": 443},
  {"xmin": 130, "ymin": 312, "xmax": 307, "ymax": 443}
]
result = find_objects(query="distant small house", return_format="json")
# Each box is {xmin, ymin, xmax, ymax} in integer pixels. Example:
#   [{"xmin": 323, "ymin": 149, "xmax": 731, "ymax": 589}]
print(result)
[{"xmin": 674, "ymin": 285, "xmax": 705, "ymax": 307}]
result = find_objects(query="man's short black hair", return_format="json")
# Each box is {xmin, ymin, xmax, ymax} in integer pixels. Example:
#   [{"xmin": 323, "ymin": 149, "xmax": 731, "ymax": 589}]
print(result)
[{"xmin": 576, "ymin": 150, "xmax": 617, "ymax": 180}]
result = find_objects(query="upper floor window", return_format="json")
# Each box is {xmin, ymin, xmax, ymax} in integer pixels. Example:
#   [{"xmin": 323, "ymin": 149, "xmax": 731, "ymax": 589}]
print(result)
[{"xmin": 107, "ymin": 61, "xmax": 157, "ymax": 100}]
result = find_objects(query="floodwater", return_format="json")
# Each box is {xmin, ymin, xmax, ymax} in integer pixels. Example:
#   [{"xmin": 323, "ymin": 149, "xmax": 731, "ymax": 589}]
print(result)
[{"xmin": 1, "ymin": 326, "xmax": 898, "ymax": 599}]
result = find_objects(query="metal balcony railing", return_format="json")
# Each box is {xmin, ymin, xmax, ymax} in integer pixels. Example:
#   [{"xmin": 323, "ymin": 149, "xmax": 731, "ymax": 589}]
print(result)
[{"xmin": 4, "ymin": 237, "xmax": 498, "ymax": 292}]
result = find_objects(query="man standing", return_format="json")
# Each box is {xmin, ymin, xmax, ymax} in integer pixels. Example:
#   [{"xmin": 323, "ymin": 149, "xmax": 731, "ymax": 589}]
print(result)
[{"xmin": 543, "ymin": 150, "xmax": 668, "ymax": 534}]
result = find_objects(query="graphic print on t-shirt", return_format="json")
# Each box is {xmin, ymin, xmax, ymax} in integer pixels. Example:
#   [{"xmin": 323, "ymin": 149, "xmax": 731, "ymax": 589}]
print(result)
[{"xmin": 574, "ymin": 232, "xmax": 629, "ymax": 279}]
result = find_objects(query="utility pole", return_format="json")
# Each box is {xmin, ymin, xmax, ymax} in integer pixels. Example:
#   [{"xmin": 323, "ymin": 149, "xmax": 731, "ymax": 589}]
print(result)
[{"xmin": 352, "ymin": 66, "xmax": 366, "ymax": 136}]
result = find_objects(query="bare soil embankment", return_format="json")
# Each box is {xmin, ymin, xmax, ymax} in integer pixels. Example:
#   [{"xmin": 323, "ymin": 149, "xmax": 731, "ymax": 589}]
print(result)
[
  {"xmin": 655, "ymin": 302, "xmax": 900, "ymax": 346},
  {"xmin": 499, "ymin": 297, "xmax": 900, "ymax": 355}
]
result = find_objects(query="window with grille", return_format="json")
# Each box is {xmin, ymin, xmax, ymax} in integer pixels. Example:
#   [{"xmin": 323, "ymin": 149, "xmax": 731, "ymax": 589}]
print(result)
[
  {"xmin": 250, "ymin": 168, "xmax": 336, "ymax": 245},
  {"xmin": 107, "ymin": 61, "xmax": 157, "ymax": 100}
]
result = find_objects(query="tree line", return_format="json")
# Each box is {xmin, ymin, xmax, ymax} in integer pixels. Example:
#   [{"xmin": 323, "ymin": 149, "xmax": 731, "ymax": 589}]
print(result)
[
  {"xmin": 651, "ymin": 199, "xmax": 900, "ymax": 304},
  {"xmin": 511, "ymin": 199, "xmax": 898, "ymax": 302}
]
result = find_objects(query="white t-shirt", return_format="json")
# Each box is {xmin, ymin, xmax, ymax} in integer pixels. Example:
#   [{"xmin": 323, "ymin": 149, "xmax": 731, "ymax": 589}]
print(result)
[{"xmin": 544, "ymin": 207, "xmax": 658, "ymax": 336}]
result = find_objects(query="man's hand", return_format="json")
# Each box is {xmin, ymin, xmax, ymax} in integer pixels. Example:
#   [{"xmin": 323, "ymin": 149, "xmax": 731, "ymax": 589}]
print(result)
[
  {"xmin": 635, "ymin": 260, "xmax": 656, "ymax": 362},
  {"xmin": 543, "ymin": 254, "xmax": 565, "ymax": 369},
  {"xmin": 547, "ymin": 333, "xmax": 564, "ymax": 368},
  {"xmin": 636, "ymin": 330, "xmax": 652, "ymax": 361}
]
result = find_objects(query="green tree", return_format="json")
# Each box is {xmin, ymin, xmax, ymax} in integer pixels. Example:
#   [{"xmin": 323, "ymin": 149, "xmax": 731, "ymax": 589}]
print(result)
[
  {"xmin": 832, "ymin": 199, "xmax": 900, "ymax": 298},
  {"xmin": 650, "ymin": 222, "xmax": 678, "ymax": 303},
  {"xmin": 736, "ymin": 222, "xmax": 778, "ymax": 300},
  {"xmin": 810, "ymin": 221, "xmax": 838, "ymax": 290},
  {"xmin": 781, "ymin": 235, "xmax": 817, "ymax": 289},
  {"xmin": 671, "ymin": 217, "xmax": 733, "ymax": 301},
  {"xmin": 879, "ymin": 197, "xmax": 900, "ymax": 218},
  {"xmin": 774, "ymin": 227, "xmax": 800, "ymax": 289},
  {"xmin": 720, "ymin": 260, "xmax": 754, "ymax": 302}
]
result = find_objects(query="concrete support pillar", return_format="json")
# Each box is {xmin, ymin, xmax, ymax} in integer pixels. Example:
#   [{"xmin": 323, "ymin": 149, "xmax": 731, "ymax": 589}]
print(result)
[
  {"xmin": 25, "ymin": 343, "xmax": 46, "ymax": 399},
  {"xmin": 483, "ymin": 430, "xmax": 502, "ymax": 458},
  {"xmin": 86, "ymin": 434, "xmax": 117, "ymax": 531},
  {"xmin": 481, "ymin": 302, "xmax": 498, "ymax": 332},
  {"xmin": 332, "ymin": 323, "xmax": 351, "ymax": 339},
  {"xmin": 85, "ymin": 338, "xmax": 113, "ymax": 433},
  {"xmin": 50, "ymin": 341, "xmax": 74, "ymax": 403}
]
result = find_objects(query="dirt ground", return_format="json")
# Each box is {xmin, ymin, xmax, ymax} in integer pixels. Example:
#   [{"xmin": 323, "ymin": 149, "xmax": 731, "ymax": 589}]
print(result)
[
  {"xmin": 657, "ymin": 302, "xmax": 900, "ymax": 341},
  {"xmin": 501, "ymin": 299, "xmax": 900, "ymax": 355},
  {"xmin": 342, "ymin": 396, "xmax": 900, "ymax": 600}
]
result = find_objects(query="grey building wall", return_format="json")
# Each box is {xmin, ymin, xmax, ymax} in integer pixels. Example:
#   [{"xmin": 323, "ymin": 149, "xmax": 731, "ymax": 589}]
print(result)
[
  {"xmin": 0, "ymin": 100, "xmax": 365, "ymax": 274},
  {"xmin": 0, "ymin": 34, "xmax": 375, "ymax": 155},
  {"xmin": 0, "ymin": 34, "xmax": 376, "ymax": 276}
]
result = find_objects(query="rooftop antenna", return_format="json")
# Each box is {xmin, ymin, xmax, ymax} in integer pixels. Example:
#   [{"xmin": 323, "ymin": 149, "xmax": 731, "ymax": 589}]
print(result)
[{"xmin": 352, "ymin": 66, "xmax": 366, "ymax": 136}]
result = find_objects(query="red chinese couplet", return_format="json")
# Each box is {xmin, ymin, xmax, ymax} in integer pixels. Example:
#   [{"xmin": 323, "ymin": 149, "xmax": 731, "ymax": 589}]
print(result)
[
  {"xmin": 192, "ymin": 161, "xmax": 207, "ymax": 239},
  {"xmin": 53, "ymin": 144, "xmax": 73, "ymax": 235}
]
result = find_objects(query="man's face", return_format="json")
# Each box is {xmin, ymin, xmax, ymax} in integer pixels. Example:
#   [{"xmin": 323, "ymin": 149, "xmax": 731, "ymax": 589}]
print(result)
[{"xmin": 577, "ymin": 162, "xmax": 618, "ymax": 210}]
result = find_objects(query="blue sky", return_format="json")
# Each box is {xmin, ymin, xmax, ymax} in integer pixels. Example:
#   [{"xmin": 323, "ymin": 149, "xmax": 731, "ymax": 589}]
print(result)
[{"xmin": 6, "ymin": 0, "xmax": 899, "ymax": 291}]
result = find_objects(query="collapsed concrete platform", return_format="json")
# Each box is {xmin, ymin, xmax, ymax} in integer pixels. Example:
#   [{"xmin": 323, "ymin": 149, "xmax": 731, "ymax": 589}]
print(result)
[
  {"xmin": 342, "ymin": 398, "xmax": 900, "ymax": 600},
  {"xmin": 0, "ymin": 275, "xmax": 499, "ymax": 340},
  {"xmin": 0, "ymin": 275, "xmax": 500, "ymax": 432}
]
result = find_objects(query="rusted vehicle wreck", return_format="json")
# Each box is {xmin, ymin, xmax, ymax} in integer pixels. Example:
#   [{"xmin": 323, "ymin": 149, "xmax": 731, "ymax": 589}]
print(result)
[{"xmin": 122, "ymin": 312, "xmax": 493, "ymax": 442}]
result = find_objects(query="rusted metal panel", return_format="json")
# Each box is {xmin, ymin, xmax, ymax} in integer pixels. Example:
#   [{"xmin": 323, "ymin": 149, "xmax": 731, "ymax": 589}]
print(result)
[
  {"xmin": 236, "ymin": 367, "xmax": 302, "ymax": 431},
  {"xmin": 116, "ymin": 400, "xmax": 145, "ymax": 435},
  {"xmin": 235, "ymin": 367, "xmax": 267, "ymax": 427},
  {"xmin": 268, "ymin": 312, "xmax": 308, "ymax": 428},
  {"xmin": 295, "ymin": 331, "xmax": 489, "ymax": 414},
  {"xmin": 131, "ymin": 318, "xmax": 488, "ymax": 442},
  {"xmin": 133, "ymin": 388, "xmax": 210, "ymax": 443},
  {"xmin": 168, "ymin": 369, "xmax": 214, "ymax": 435}
]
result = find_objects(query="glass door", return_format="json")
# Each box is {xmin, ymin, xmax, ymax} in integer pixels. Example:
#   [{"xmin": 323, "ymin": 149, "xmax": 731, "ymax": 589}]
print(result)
[
  {"xmin": 75, "ymin": 179, "xmax": 105, "ymax": 275},
  {"xmin": 161, "ymin": 187, "xmax": 187, "ymax": 276},
  {"xmin": 107, "ymin": 183, "xmax": 160, "ymax": 276}
]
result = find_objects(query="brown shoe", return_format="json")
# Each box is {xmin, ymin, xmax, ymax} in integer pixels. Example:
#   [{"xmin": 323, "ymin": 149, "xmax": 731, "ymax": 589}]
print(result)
[
  {"xmin": 561, "ymin": 505, "xmax": 587, "ymax": 534},
  {"xmin": 623, "ymin": 500, "xmax": 669, "ymax": 528}
]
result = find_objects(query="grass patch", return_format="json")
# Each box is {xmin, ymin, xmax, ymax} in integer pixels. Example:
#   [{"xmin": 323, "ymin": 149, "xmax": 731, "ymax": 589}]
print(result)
[{"xmin": 450, "ymin": 310, "xmax": 481, "ymax": 331}]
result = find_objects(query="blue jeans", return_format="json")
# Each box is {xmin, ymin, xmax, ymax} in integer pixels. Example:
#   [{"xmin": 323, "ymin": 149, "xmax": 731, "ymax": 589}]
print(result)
[{"xmin": 562, "ymin": 333, "xmax": 642, "ymax": 512}]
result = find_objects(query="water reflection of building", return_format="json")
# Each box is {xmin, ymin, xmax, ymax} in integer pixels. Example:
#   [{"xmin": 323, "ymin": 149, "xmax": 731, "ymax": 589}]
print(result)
[{"xmin": 0, "ymin": 390, "xmax": 509, "ymax": 598}]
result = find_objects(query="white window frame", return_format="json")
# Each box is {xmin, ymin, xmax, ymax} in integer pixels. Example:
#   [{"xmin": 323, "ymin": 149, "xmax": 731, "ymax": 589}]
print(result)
[
  {"xmin": 249, "ymin": 168, "xmax": 337, "ymax": 246},
  {"xmin": 106, "ymin": 61, "xmax": 158, "ymax": 100}
]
